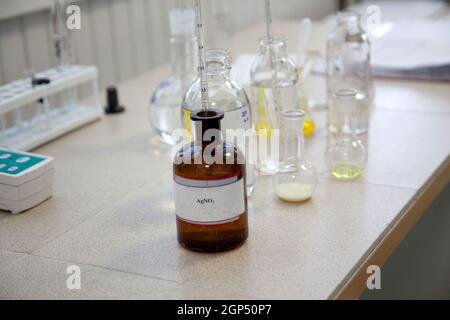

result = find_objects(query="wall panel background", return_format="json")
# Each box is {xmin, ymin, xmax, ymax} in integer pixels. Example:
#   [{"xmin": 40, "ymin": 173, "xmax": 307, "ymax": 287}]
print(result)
[{"xmin": 0, "ymin": 0, "xmax": 337, "ymax": 88}]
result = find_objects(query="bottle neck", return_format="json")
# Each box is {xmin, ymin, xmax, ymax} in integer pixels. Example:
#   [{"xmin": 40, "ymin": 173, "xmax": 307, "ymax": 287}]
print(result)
[
  {"xmin": 333, "ymin": 89, "xmax": 358, "ymax": 141},
  {"xmin": 282, "ymin": 128, "xmax": 305, "ymax": 169},
  {"xmin": 281, "ymin": 111, "xmax": 305, "ymax": 168},
  {"xmin": 170, "ymin": 35, "xmax": 197, "ymax": 79},
  {"xmin": 337, "ymin": 12, "xmax": 362, "ymax": 34},
  {"xmin": 204, "ymin": 49, "xmax": 232, "ymax": 79},
  {"xmin": 259, "ymin": 36, "xmax": 288, "ymax": 55}
]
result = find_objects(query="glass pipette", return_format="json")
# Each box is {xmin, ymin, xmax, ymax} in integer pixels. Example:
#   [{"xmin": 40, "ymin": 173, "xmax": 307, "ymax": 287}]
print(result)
[
  {"xmin": 194, "ymin": 0, "xmax": 209, "ymax": 112},
  {"xmin": 264, "ymin": 0, "xmax": 281, "ymax": 124}
]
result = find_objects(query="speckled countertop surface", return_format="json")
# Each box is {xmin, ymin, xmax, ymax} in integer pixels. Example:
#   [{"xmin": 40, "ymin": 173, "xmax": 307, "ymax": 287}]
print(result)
[{"xmin": 0, "ymin": 22, "xmax": 449, "ymax": 299}]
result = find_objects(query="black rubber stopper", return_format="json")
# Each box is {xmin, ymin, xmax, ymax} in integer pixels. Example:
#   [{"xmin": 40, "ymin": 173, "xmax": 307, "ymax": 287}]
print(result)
[
  {"xmin": 190, "ymin": 109, "xmax": 224, "ymax": 141},
  {"xmin": 105, "ymin": 86, "xmax": 125, "ymax": 114},
  {"xmin": 31, "ymin": 77, "xmax": 51, "ymax": 86},
  {"xmin": 31, "ymin": 76, "xmax": 51, "ymax": 104}
]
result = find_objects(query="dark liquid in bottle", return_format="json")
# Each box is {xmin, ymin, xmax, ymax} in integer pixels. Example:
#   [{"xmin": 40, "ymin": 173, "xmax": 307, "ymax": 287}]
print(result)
[{"xmin": 173, "ymin": 110, "xmax": 248, "ymax": 252}]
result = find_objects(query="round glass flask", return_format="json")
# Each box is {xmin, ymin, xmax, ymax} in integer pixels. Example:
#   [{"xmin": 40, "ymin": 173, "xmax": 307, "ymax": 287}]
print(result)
[
  {"xmin": 326, "ymin": 89, "xmax": 367, "ymax": 180},
  {"xmin": 273, "ymin": 110, "xmax": 317, "ymax": 202}
]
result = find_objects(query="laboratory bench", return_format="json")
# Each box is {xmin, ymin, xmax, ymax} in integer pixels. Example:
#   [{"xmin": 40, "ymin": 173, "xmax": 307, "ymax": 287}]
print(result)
[{"xmin": 0, "ymin": 21, "xmax": 449, "ymax": 300}]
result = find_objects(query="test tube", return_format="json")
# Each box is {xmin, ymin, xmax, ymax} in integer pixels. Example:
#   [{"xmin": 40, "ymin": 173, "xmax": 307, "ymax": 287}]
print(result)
[
  {"xmin": 0, "ymin": 114, "xmax": 5, "ymax": 145},
  {"xmin": 52, "ymin": 0, "xmax": 70, "ymax": 70},
  {"xmin": 52, "ymin": 0, "xmax": 76, "ymax": 114}
]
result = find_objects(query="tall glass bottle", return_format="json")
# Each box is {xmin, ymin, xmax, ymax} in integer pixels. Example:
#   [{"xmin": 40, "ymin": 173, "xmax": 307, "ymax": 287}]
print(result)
[
  {"xmin": 149, "ymin": 9, "xmax": 197, "ymax": 145},
  {"xmin": 183, "ymin": 49, "xmax": 254, "ymax": 196},
  {"xmin": 250, "ymin": 36, "xmax": 298, "ymax": 175},
  {"xmin": 173, "ymin": 109, "xmax": 248, "ymax": 252},
  {"xmin": 327, "ymin": 11, "xmax": 372, "ymax": 135}
]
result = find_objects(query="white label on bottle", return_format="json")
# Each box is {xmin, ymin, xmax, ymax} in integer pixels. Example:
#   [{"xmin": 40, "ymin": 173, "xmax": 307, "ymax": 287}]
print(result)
[{"xmin": 174, "ymin": 175, "xmax": 245, "ymax": 225}]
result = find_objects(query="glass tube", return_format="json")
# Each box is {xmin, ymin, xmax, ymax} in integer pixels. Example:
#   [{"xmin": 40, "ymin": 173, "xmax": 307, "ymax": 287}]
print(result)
[
  {"xmin": 52, "ymin": 0, "xmax": 71, "ymax": 69},
  {"xmin": 0, "ymin": 115, "xmax": 6, "ymax": 145}
]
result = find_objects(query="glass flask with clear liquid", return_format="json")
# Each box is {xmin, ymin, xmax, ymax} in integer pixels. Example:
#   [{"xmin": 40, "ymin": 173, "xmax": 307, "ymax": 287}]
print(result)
[
  {"xmin": 326, "ymin": 89, "xmax": 367, "ymax": 180},
  {"xmin": 273, "ymin": 110, "xmax": 317, "ymax": 202},
  {"xmin": 250, "ymin": 36, "xmax": 299, "ymax": 175},
  {"xmin": 182, "ymin": 49, "xmax": 254, "ymax": 196},
  {"xmin": 149, "ymin": 9, "xmax": 197, "ymax": 145},
  {"xmin": 327, "ymin": 11, "xmax": 373, "ymax": 135}
]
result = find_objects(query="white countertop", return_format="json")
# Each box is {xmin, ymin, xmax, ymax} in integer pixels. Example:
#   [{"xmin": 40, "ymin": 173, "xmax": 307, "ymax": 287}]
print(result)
[{"xmin": 0, "ymin": 21, "xmax": 449, "ymax": 299}]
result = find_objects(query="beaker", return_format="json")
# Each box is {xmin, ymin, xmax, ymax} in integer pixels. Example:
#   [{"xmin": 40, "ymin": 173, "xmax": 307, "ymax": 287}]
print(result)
[
  {"xmin": 273, "ymin": 110, "xmax": 317, "ymax": 202},
  {"xmin": 326, "ymin": 89, "xmax": 367, "ymax": 180}
]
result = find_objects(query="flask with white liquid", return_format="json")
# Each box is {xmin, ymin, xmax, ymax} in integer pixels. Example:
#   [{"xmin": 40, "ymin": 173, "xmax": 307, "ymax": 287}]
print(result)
[{"xmin": 273, "ymin": 110, "xmax": 317, "ymax": 202}]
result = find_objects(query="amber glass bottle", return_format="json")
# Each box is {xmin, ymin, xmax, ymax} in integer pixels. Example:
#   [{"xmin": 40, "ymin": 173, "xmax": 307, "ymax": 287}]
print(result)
[{"xmin": 173, "ymin": 109, "xmax": 248, "ymax": 252}]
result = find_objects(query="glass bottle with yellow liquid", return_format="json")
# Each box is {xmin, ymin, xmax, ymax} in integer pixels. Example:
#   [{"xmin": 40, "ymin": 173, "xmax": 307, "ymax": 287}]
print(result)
[
  {"xmin": 326, "ymin": 89, "xmax": 367, "ymax": 180},
  {"xmin": 250, "ymin": 36, "xmax": 298, "ymax": 174}
]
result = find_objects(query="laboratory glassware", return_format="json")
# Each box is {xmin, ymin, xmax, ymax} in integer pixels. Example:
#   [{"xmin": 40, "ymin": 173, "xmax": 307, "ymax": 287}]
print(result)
[
  {"xmin": 183, "ymin": 49, "xmax": 254, "ymax": 196},
  {"xmin": 149, "ymin": 9, "xmax": 198, "ymax": 145},
  {"xmin": 273, "ymin": 110, "xmax": 317, "ymax": 202},
  {"xmin": 250, "ymin": 36, "xmax": 299, "ymax": 174},
  {"xmin": 298, "ymin": 51, "xmax": 322, "ymax": 137},
  {"xmin": 326, "ymin": 89, "xmax": 367, "ymax": 180},
  {"xmin": 327, "ymin": 11, "xmax": 373, "ymax": 135},
  {"xmin": 173, "ymin": 0, "xmax": 248, "ymax": 252},
  {"xmin": 30, "ymin": 72, "xmax": 52, "ymax": 133},
  {"xmin": 173, "ymin": 114, "xmax": 249, "ymax": 251},
  {"xmin": 51, "ymin": 0, "xmax": 73, "ymax": 69},
  {"xmin": 297, "ymin": 18, "xmax": 316, "ymax": 137},
  {"xmin": 0, "ymin": 117, "xmax": 5, "ymax": 145},
  {"xmin": 52, "ymin": 0, "xmax": 77, "ymax": 116}
]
